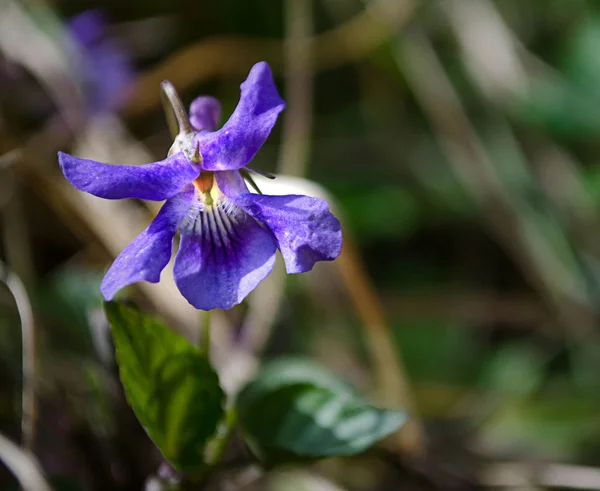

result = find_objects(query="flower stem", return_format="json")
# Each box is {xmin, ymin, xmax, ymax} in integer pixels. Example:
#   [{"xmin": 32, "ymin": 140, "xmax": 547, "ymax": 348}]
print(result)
[
  {"xmin": 200, "ymin": 311, "xmax": 211, "ymax": 356},
  {"xmin": 160, "ymin": 80, "xmax": 193, "ymax": 136},
  {"xmin": 204, "ymin": 407, "xmax": 237, "ymax": 467}
]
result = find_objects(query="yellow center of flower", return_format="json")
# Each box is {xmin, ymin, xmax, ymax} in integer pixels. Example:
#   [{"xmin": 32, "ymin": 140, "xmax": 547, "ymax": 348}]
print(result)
[{"xmin": 192, "ymin": 171, "xmax": 222, "ymax": 207}]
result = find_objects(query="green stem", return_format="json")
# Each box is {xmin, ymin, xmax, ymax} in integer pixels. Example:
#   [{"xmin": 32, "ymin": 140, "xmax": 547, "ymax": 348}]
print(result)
[
  {"xmin": 179, "ymin": 409, "xmax": 237, "ymax": 489},
  {"xmin": 200, "ymin": 311, "xmax": 211, "ymax": 356},
  {"xmin": 204, "ymin": 407, "xmax": 237, "ymax": 467}
]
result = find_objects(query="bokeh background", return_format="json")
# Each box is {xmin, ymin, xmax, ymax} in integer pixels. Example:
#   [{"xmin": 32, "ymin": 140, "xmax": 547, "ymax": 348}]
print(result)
[{"xmin": 3, "ymin": 0, "xmax": 600, "ymax": 489}]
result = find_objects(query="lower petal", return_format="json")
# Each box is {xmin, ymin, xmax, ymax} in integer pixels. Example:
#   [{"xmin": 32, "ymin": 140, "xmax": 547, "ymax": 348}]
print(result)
[
  {"xmin": 234, "ymin": 194, "xmax": 342, "ymax": 274},
  {"xmin": 100, "ymin": 188, "xmax": 195, "ymax": 300},
  {"xmin": 173, "ymin": 204, "xmax": 277, "ymax": 310}
]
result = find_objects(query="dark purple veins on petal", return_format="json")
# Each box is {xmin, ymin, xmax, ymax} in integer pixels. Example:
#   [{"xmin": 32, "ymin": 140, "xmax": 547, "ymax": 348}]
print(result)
[{"xmin": 173, "ymin": 204, "xmax": 277, "ymax": 310}]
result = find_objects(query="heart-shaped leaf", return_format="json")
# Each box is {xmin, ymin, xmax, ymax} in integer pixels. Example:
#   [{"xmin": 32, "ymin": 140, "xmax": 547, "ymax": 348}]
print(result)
[
  {"xmin": 105, "ymin": 301, "xmax": 224, "ymax": 474},
  {"xmin": 236, "ymin": 358, "xmax": 407, "ymax": 464}
]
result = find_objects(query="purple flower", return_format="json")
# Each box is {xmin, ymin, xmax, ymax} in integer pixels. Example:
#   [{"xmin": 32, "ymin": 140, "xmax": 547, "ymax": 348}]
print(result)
[
  {"xmin": 58, "ymin": 62, "xmax": 342, "ymax": 310},
  {"xmin": 68, "ymin": 10, "xmax": 133, "ymax": 113}
]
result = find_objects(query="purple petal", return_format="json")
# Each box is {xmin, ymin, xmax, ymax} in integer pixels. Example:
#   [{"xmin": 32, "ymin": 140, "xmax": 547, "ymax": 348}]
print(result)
[
  {"xmin": 86, "ymin": 38, "xmax": 134, "ymax": 112},
  {"xmin": 233, "ymin": 194, "xmax": 342, "ymax": 274},
  {"xmin": 190, "ymin": 96, "xmax": 221, "ymax": 132},
  {"xmin": 214, "ymin": 170, "xmax": 249, "ymax": 196},
  {"xmin": 195, "ymin": 62, "xmax": 285, "ymax": 171},
  {"xmin": 173, "ymin": 205, "xmax": 277, "ymax": 310},
  {"xmin": 68, "ymin": 10, "xmax": 133, "ymax": 112},
  {"xmin": 59, "ymin": 151, "xmax": 199, "ymax": 200},
  {"xmin": 68, "ymin": 10, "xmax": 107, "ymax": 47},
  {"xmin": 101, "ymin": 188, "xmax": 195, "ymax": 300}
]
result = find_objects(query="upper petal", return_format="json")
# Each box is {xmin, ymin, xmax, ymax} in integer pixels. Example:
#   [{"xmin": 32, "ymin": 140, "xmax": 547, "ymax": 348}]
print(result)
[
  {"xmin": 59, "ymin": 151, "xmax": 199, "ymax": 200},
  {"xmin": 101, "ymin": 188, "xmax": 195, "ymax": 300},
  {"xmin": 189, "ymin": 96, "xmax": 221, "ymax": 132},
  {"xmin": 173, "ymin": 203, "xmax": 277, "ymax": 310},
  {"xmin": 233, "ymin": 194, "xmax": 343, "ymax": 274},
  {"xmin": 195, "ymin": 62, "xmax": 285, "ymax": 171}
]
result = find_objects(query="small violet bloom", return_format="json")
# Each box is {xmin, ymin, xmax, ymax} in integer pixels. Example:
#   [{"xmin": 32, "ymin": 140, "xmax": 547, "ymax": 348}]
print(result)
[
  {"xmin": 68, "ymin": 10, "xmax": 133, "ymax": 113},
  {"xmin": 58, "ymin": 62, "xmax": 342, "ymax": 310}
]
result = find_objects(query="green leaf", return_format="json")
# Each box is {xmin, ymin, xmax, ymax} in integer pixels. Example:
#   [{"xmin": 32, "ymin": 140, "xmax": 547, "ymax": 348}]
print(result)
[
  {"xmin": 104, "ymin": 301, "xmax": 224, "ymax": 474},
  {"xmin": 236, "ymin": 358, "xmax": 406, "ymax": 464},
  {"xmin": 238, "ymin": 357, "xmax": 356, "ymax": 400}
]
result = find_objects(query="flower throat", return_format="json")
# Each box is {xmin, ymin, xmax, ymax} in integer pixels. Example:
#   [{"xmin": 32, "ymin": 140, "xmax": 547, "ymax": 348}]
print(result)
[{"xmin": 193, "ymin": 171, "xmax": 216, "ymax": 206}]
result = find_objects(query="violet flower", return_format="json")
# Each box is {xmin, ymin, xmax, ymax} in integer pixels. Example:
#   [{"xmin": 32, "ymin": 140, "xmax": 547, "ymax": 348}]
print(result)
[
  {"xmin": 68, "ymin": 10, "xmax": 133, "ymax": 113},
  {"xmin": 58, "ymin": 62, "xmax": 342, "ymax": 310}
]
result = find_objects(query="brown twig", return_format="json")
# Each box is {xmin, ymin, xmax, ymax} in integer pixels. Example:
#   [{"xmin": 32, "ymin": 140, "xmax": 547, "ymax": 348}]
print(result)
[
  {"xmin": 238, "ymin": 0, "xmax": 316, "ymax": 358},
  {"xmin": 27, "ymin": 164, "xmax": 200, "ymax": 337},
  {"xmin": 381, "ymin": 290, "xmax": 549, "ymax": 328},
  {"xmin": 442, "ymin": 0, "xmax": 526, "ymax": 102},
  {"xmin": 271, "ymin": 0, "xmax": 424, "ymax": 455},
  {"xmin": 1, "ymin": 114, "xmax": 200, "ymax": 338},
  {"xmin": 122, "ymin": 0, "xmax": 415, "ymax": 119},
  {"xmin": 444, "ymin": 0, "xmax": 600, "ymax": 285},
  {"xmin": 481, "ymin": 462, "xmax": 600, "ymax": 490},
  {"xmin": 0, "ymin": 260, "xmax": 37, "ymax": 453},
  {"xmin": 0, "ymin": 0, "xmax": 85, "ymax": 132},
  {"xmin": 278, "ymin": 0, "xmax": 313, "ymax": 177},
  {"xmin": 336, "ymin": 234, "xmax": 425, "ymax": 456},
  {"xmin": 1, "ymin": 181, "xmax": 35, "ymax": 287},
  {"xmin": 395, "ymin": 29, "xmax": 596, "ymax": 336}
]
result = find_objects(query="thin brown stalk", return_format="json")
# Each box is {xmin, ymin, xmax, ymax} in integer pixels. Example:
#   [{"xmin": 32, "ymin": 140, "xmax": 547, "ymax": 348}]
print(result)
[
  {"xmin": 395, "ymin": 30, "xmax": 596, "ymax": 336},
  {"xmin": 122, "ymin": 0, "xmax": 416, "ymax": 118},
  {"xmin": 275, "ymin": 0, "xmax": 425, "ymax": 456},
  {"xmin": 278, "ymin": 0, "xmax": 313, "ymax": 177},
  {"xmin": 0, "ymin": 261, "xmax": 37, "ymax": 452},
  {"xmin": 444, "ymin": 0, "xmax": 600, "ymax": 288},
  {"xmin": 336, "ymin": 234, "xmax": 425, "ymax": 456},
  {"xmin": 481, "ymin": 462, "xmax": 600, "ymax": 490},
  {"xmin": 240, "ymin": 0, "xmax": 315, "ymax": 358}
]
